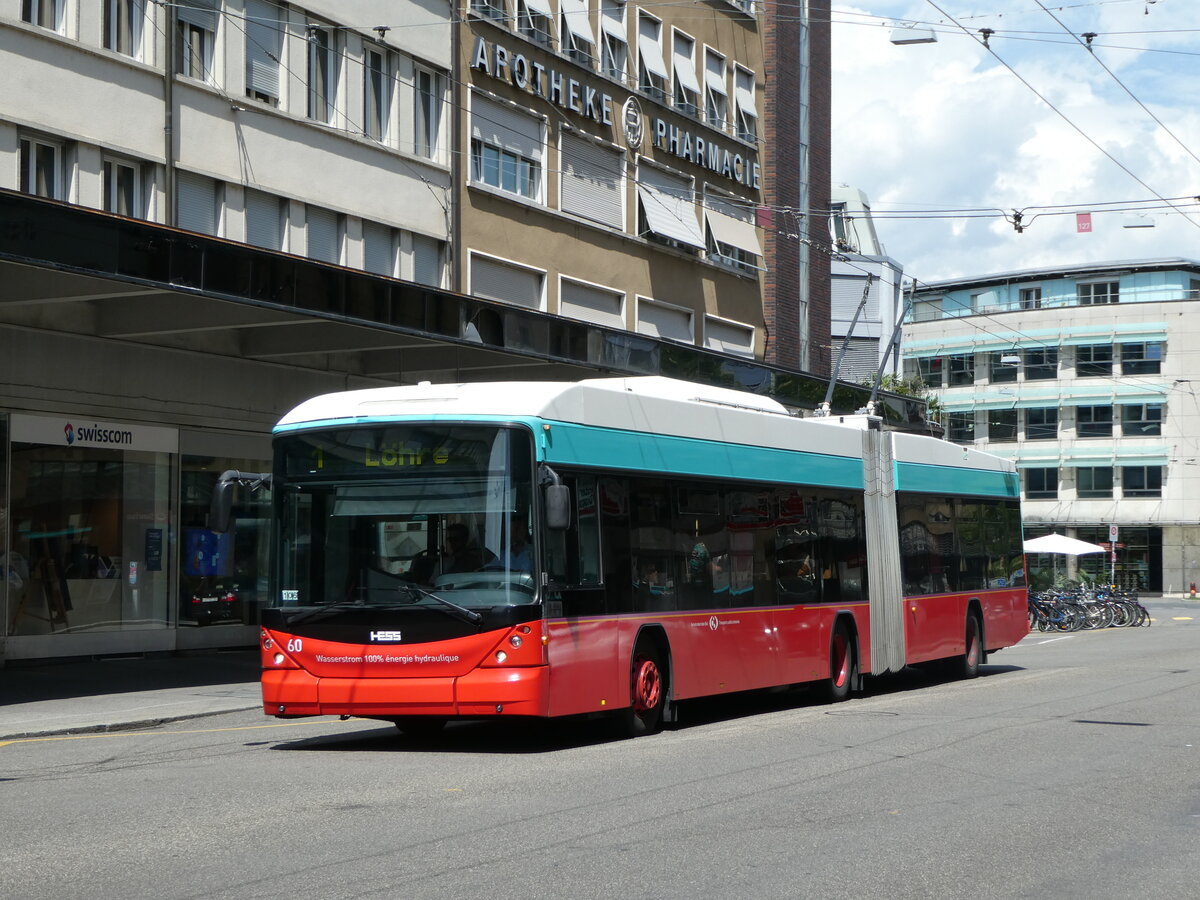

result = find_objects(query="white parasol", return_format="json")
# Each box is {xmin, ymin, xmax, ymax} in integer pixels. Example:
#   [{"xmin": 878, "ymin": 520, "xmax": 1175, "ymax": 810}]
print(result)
[{"xmin": 1023, "ymin": 533, "xmax": 1106, "ymax": 555}]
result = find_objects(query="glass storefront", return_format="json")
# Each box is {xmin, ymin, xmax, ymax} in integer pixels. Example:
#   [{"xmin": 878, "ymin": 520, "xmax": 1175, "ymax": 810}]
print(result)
[
  {"xmin": 1025, "ymin": 526, "xmax": 1161, "ymax": 591},
  {"xmin": 6, "ymin": 415, "xmax": 175, "ymax": 636},
  {"xmin": 179, "ymin": 453, "xmax": 271, "ymax": 628}
]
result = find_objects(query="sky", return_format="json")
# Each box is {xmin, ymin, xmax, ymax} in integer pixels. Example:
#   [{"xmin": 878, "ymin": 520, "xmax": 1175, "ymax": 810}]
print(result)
[{"xmin": 830, "ymin": 0, "xmax": 1200, "ymax": 283}]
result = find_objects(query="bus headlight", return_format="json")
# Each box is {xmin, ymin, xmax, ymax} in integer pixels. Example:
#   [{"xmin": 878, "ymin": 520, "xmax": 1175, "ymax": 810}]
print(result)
[
  {"xmin": 495, "ymin": 651, "xmax": 508, "ymax": 663},
  {"xmin": 509, "ymin": 635, "xmax": 523, "ymax": 648},
  {"xmin": 273, "ymin": 653, "xmax": 285, "ymax": 665}
]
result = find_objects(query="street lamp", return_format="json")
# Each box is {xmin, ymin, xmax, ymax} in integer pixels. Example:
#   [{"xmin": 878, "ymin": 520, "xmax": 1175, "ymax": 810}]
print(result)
[{"xmin": 890, "ymin": 24, "xmax": 938, "ymax": 45}]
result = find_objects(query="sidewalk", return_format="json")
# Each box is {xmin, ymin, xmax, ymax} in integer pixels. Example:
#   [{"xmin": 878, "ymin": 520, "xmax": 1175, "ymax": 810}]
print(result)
[{"xmin": 0, "ymin": 649, "xmax": 262, "ymax": 740}]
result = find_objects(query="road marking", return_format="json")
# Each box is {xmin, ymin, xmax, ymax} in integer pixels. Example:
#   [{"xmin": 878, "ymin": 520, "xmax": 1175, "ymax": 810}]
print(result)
[
  {"xmin": 0, "ymin": 717, "xmax": 348, "ymax": 749},
  {"xmin": 1172, "ymin": 616, "xmax": 1194, "ymax": 621},
  {"xmin": 1032, "ymin": 635, "xmax": 1075, "ymax": 645}
]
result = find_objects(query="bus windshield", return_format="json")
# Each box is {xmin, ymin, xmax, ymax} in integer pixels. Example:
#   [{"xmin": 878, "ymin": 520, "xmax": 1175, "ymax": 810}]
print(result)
[{"xmin": 274, "ymin": 424, "xmax": 536, "ymax": 610}]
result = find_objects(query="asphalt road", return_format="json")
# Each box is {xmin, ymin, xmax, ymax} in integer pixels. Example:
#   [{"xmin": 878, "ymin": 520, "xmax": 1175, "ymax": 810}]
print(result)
[{"xmin": 3, "ymin": 608, "xmax": 1197, "ymax": 900}]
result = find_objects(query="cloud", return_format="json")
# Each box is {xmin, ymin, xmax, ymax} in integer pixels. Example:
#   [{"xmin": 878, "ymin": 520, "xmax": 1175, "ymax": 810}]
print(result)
[{"xmin": 831, "ymin": 0, "xmax": 1200, "ymax": 283}]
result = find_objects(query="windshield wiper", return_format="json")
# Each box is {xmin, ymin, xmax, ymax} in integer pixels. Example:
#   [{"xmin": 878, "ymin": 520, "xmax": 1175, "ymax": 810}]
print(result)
[
  {"xmin": 396, "ymin": 584, "xmax": 484, "ymax": 625},
  {"xmin": 285, "ymin": 602, "xmax": 363, "ymax": 625}
]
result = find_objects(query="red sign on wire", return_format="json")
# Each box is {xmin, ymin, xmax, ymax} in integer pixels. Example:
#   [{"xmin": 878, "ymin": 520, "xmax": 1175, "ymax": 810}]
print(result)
[{"xmin": 1076, "ymin": 213, "xmax": 1093, "ymax": 233}]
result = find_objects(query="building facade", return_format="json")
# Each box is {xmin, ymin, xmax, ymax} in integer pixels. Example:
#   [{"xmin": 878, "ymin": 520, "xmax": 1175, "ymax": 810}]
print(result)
[
  {"xmin": 0, "ymin": 0, "xmax": 848, "ymax": 663},
  {"xmin": 903, "ymin": 259, "xmax": 1200, "ymax": 593},
  {"xmin": 828, "ymin": 187, "xmax": 904, "ymax": 384}
]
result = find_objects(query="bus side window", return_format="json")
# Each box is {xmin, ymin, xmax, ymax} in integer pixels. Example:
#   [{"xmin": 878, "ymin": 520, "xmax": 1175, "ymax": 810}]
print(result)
[{"xmin": 545, "ymin": 475, "xmax": 603, "ymax": 587}]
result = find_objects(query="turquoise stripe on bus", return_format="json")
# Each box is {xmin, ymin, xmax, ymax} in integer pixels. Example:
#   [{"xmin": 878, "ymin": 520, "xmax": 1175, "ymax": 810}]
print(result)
[
  {"xmin": 895, "ymin": 460, "xmax": 1019, "ymax": 498},
  {"xmin": 541, "ymin": 421, "xmax": 864, "ymax": 488}
]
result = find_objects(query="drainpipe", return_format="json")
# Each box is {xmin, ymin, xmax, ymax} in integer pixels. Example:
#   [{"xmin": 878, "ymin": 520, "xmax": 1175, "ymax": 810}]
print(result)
[{"xmin": 164, "ymin": 2, "xmax": 177, "ymax": 226}]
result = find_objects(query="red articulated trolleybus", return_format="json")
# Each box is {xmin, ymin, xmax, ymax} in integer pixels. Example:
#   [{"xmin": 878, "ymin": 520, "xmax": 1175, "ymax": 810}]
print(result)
[{"xmin": 213, "ymin": 376, "xmax": 1028, "ymax": 736}]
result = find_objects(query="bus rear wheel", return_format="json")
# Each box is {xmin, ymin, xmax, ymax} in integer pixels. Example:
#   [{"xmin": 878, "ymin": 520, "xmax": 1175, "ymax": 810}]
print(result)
[
  {"xmin": 824, "ymin": 622, "xmax": 856, "ymax": 703},
  {"xmin": 622, "ymin": 639, "xmax": 666, "ymax": 736},
  {"xmin": 958, "ymin": 612, "xmax": 983, "ymax": 679}
]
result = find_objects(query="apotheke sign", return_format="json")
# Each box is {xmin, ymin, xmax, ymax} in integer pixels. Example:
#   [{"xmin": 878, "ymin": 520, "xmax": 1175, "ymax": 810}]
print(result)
[{"xmin": 471, "ymin": 35, "xmax": 759, "ymax": 188}]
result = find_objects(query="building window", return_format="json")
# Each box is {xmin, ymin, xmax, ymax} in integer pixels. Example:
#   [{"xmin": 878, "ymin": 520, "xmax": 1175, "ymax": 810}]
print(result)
[
  {"xmin": 1075, "ymin": 344, "xmax": 1112, "ymax": 377},
  {"xmin": 916, "ymin": 356, "xmax": 943, "ymax": 386},
  {"xmin": 471, "ymin": 0, "xmax": 506, "ymax": 22},
  {"xmin": 1024, "ymin": 347, "xmax": 1057, "ymax": 380},
  {"xmin": 989, "ymin": 351, "xmax": 1018, "ymax": 383},
  {"xmin": 363, "ymin": 46, "xmax": 392, "ymax": 141},
  {"xmin": 307, "ymin": 25, "xmax": 338, "ymax": 124},
  {"xmin": 1025, "ymin": 407, "xmax": 1058, "ymax": 440},
  {"xmin": 415, "ymin": 68, "xmax": 444, "ymax": 159},
  {"xmin": 105, "ymin": 0, "xmax": 145, "ymax": 57},
  {"xmin": 175, "ymin": 171, "xmax": 219, "ymax": 236},
  {"xmin": 733, "ymin": 66, "xmax": 757, "ymax": 142},
  {"xmin": 306, "ymin": 206, "xmax": 341, "ymax": 264},
  {"xmin": 1079, "ymin": 280, "xmax": 1119, "ymax": 305},
  {"xmin": 948, "ymin": 353, "xmax": 974, "ymax": 386},
  {"xmin": 600, "ymin": 0, "xmax": 628, "ymax": 81},
  {"xmin": 102, "ymin": 158, "xmax": 142, "ymax": 218},
  {"xmin": 704, "ymin": 49, "xmax": 727, "ymax": 130},
  {"xmin": 470, "ymin": 254, "xmax": 544, "ymax": 309},
  {"xmin": 245, "ymin": 0, "xmax": 283, "ymax": 105},
  {"xmin": 1025, "ymin": 468, "xmax": 1058, "ymax": 500},
  {"xmin": 1077, "ymin": 405, "xmax": 1113, "ymax": 438},
  {"xmin": 516, "ymin": 0, "xmax": 554, "ymax": 48},
  {"xmin": 637, "ymin": 297, "xmax": 693, "ymax": 344},
  {"xmin": 704, "ymin": 193, "xmax": 761, "ymax": 274},
  {"xmin": 176, "ymin": 0, "xmax": 217, "ymax": 82},
  {"xmin": 1077, "ymin": 467, "xmax": 1113, "ymax": 499},
  {"xmin": 470, "ymin": 96, "xmax": 542, "ymax": 201},
  {"xmin": 1121, "ymin": 403, "xmax": 1163, "ymax": 436},
  {"xmin": 411, "ymin": 233, "xmax": 445, "ymax": 287},
  {"xmin": 21, "ymin": 0, "xmax": 64, "ymax": 31},
  {"xmin": 1120, "ymin": 341, "xmax": 1163, "ymax": 375},
  {"xmin": 637, "ymin": 13, "xmax": 668, "ymax": 101},
  {"xmin": 1019, "ymin": 286, "xmax": 1042, "ymax": 309},
  {"xmin": 671, "ymin": 32, "xmax": 700, "ymax": 117},
  {"xmin": 637, "ymin": 164, "xmax": 704, "ymax": 252},
  {"xmin": 946, "ymin": 412, "xmax": 974, "ymax": 444},
  {"xmin": 704, "ymin": 316, "xmax": 755, "ymax": 358},
  {"xmin": 560, "ymin": 278, "xmax": 625, "ymax": 328},
  {"xmin": 560, "ymin": 132, "xmax": 624, "ymax": 229},
  {"xmin": 561, "ymin": 0, "xmax": 595, "ymax": 66},
  {"xmin": 987, "ymin": 409, "xmax": 1018, "ymax": 442},
  {"xmin": 1122, "ymin": 466, "xmax": 1162, "ymax": 498},
  {"xmin": 244, "ymin": 189, "xmax": 284, "ymax": 250},
  {"xmin": 362, "ymin": 221, "xmax": 397, "ymax": 277},
  {"xmin": 18, "ymin": 136, "xmax": 62, "ymax": 200}
]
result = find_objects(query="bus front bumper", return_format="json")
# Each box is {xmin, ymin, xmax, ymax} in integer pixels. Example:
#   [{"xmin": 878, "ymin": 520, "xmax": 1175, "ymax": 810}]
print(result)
[{"xmin": 262, "ymin": 666, "xmax": 550, "ymax": 718}]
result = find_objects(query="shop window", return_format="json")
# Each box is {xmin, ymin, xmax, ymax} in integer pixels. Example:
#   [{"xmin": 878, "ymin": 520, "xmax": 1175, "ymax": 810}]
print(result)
[
  {"xmin": 1120, "ymin": 342, "xmax": 1163, "ymax": 375},
  {"xmin": 180, "ymin": 455, "xmax": 272, "ymax": 627},
  {"xmin": 1121, "ymin": 466, "xmax": 1162, "ymax": 498},
  {"xmin": 1077, "ymin": 467, "xmax": 1113, "ymax": 499},
  {"xmin": 1121, "ymin": 403, "xmax": 1163, "ymax": 436},
  {"xmin": 7, "ymin": 419, "xmax": 175, "ymax": 637}
]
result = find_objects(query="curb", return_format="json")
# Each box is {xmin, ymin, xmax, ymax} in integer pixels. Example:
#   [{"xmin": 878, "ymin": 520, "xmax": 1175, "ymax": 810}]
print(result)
[{"xmin": 0, "ymin": 703, "xmax": 262, "ymax": 743}]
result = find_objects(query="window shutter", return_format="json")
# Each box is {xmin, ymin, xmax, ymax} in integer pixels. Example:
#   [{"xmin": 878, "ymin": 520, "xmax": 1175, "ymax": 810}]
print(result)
[
  {"xmin": 560, "ymin": 279, "xmax": 624, "ymax": 328},
  {"xmin": 831, "ymin": 276, "xmax": 879, "ymax": 320},
  {"xmin": 637, "ymin": 299, "xmax": 692, "ymax": 343},
  {"xmin": 471, "ymin": 255, "xmax": 542, "ymax": 309},
  {"xmin": 306, "ymin": 206, "xmax": 339, "ymax": 263},
  {"xmin": 245, "ymin": 0, "xmax": 282, "ymax": 99},
  {"xmin": 637, "ymin": 166, "xmax": 704, "ymax": 248},
  {"xmin": 176, "ymin": 171, "xmax": 217, "ymax": 235},
  {"xmin": 704, "ymin": 317, "xmax": 755, "ymax": 358},
  {"xmin": 245, "ymin": 189, "xmax": 281, "ymax": 249},
  {"xmin": 362, "ymin": 222, "xmax": 395, "ymax": 276},
  {"xmin": 412, "ymin": 234, "xmax": 443, "ymax": 287},
  {"xmin": 176, "ymin": 0, "xmax": 217, "ymax": 30},
  {"xmin": 471, "ymin": 95, "xmax": 543, "ymax": 161},
  {"xmin": 560, "ymin": 134, "xmax": 623, "ymax": 229}
]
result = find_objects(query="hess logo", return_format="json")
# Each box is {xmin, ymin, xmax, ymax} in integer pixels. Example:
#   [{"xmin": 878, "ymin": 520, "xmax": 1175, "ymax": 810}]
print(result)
[{"xmin": 369, "ymin": 630, "xmax": 403, "ymax": 642}]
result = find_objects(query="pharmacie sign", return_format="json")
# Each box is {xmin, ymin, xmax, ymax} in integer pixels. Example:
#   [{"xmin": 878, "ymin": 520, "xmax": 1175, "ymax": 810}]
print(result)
[{"xmin": 471, "ymin": 35, "xmax": 759, "ymax": 189}]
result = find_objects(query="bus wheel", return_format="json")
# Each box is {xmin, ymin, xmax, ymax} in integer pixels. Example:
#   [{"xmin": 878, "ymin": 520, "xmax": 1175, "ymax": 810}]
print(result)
[
  {"xmin": 959, "ymin": 613, "xmax": 983, "ymax": 679},
  {"xmin": 824, "ymin": 623, "xmax": 856, "ymax": 703},
  {"xmin": 623, "ymin": 640, "xmax": 666, "ymax": 736},
  {"xmin": 393, "ymin": 717, "xmax": 447, "ymax": 737}
]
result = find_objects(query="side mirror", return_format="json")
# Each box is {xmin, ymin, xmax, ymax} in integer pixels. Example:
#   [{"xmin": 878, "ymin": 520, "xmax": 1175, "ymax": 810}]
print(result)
[
  {"xmin": 209, "ymin": 475, "xmax": 237, "ymax": 534},
  {"xmin": 545, "ymin": 484, "xmax": 571, "ymax": 530}
]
